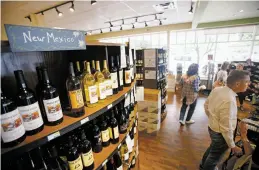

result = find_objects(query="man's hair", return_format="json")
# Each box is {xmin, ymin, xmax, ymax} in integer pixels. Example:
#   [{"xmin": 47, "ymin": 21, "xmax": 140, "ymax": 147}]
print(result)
[
  {"xmin": 221, "ymin": 61, "xmax": 229, "ymax": 71},
  {"xmin": 227, "ymin": 70, "xmax": 250, "ymax": 86},
  {"xmin": 187, "ymin": 63, "xmax": 199, "ymax": 76}
]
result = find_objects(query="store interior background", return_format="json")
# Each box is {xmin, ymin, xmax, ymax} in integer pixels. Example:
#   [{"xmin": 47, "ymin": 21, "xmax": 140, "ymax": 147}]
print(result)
[{"xmin": 1, "ymin": 0, "xmax": 259, "ymax": 170}]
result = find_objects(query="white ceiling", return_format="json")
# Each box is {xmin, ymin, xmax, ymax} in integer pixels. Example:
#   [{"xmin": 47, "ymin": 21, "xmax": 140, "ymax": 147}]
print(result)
[{"xmin": 1, "ymin": 0, "xmax": 259, "ymax": 35}]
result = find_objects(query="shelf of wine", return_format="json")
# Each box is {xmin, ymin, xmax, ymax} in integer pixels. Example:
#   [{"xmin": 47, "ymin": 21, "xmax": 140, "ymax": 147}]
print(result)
[
  {"xmin": 123, "ymin": 129, "xmax": 138, "ymax": 170},
  {"xmin": 2, "ymin": 80, "xmax": 136, "ymax": 158},
  {"xmin": 94, "ymin": 107, "xmax": 137, "ymax": 170}
]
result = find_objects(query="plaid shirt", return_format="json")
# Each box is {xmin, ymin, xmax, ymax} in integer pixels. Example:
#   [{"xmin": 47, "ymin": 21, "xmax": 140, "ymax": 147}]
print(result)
[{"xmin": 180, "ymin": 74, "xmax": 200, "ymax": 105}]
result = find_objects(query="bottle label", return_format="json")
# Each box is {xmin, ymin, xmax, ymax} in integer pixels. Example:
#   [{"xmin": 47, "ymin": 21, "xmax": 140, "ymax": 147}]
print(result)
[
  {"xmin": 111, "ymin": 72, "xmax": 118, "ymax": 88},
  {"xmin": 124, "ymin": 95, "xmax": 130, "ymax": 107},
  {"xmin": 68, "ymin": 156, "xmax": 83, "ymax": 170},
  {"xmin": 69, "ymin": 89, "xmax": 84, "ymax": 109},
  {"xmin": 43, "ymin": 97, "xmax": 63, "ymax": 122},
  {"xmin": 60, "ymin": 156, "xmax": 67, "ymax": 162},
  {"xmin": 93, "ymin": 133, "xmax": 102, "ymax": 145},
  {"xmin": 130, "ymin": 67, "xmax": 134, "ymax": 79},
  {"xmin": 124, "ymin": 152, "xmax": 129, "ymax": 160},
  {"xmin": 101, "ymin": 129, "xmax": 110, "ymax": 142},
  {"xmin": 1, "ymin": 108, "xmax": 25, "ymax": 142},
  {"xmin": 119, "ymin": 70, "xmax": 123, "ymax": 86},
  {"xmin": 87, "ymin": 85, "xmax": 98, "ymax": 104},
  {"xmin": 81, "ymin": 149, "xmax": 94, "ymax": 167},
  {"xmin": 125, "ymin": 70, "xmax": 131, "ymax": 84},
  {"xmin": 105, "ymin": 80, "xmax": 113, "ymax": 96},
  {"xmin": 113, "ymin": 126, "xmax": 119, "ymax": 139},
  {"xmin": 98, "ymin": 82, "xmax": 106, "ymax": 100},
  {"xmin": 108, "ymin": 127, "xmax": 113, "ymax": 139},
  {"xmin": 18, "ymin": 102, "xmax": 44, "ymax": 131},
  {"xmin": 117, "ymin": 165, "xmax": 123, "ymax": 170}
]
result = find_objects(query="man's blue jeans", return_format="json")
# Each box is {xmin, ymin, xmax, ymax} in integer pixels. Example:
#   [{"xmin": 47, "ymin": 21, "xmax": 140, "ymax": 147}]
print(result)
[{"xmin": 200, "ymin": 127, "xmax": 229, "ymax": 170}]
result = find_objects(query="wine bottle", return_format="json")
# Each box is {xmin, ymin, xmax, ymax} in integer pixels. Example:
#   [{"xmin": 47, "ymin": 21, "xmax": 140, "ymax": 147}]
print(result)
[
  {"xmin": 67, "ymin": 136, "xmax": 83, "ymax": 170},
  {"xmin": 119, "ymin": 102, "xmax": 127, "ymax": 134},
  {"xmin": 91, "ymin": 60, "xmax": 96, "ymax": 75},
  {"xmin": 113, "ymin": 152, "xmax": 123, "ymax": 170},
  {"xmin": 92, "ymin": 119, "xmax": 103, "ymax": 153},
  {"xmin": 83, "ymin": 62, "xmax": 98, "ymax": 107},
  {"xmin": 32, "ymin": 147, "xmax": 48, "ymax": 170},
  {"xmin": 47, "ymin": 145, "xmax": 69, "ymax": 170},
  {"xmin": 41, "ymin": 66, "xmax": 63, "ymax": 126},
  {"xmin": 130, "ymin": 152, "xmax": 136, "ymax": 168},
  {"xmin": 94, "ymin": 61, "xmax": 107, "ymax": 101},
  {"xmin": 36, "ymin": 66, "xmax": 43, "ymax": 99},
  {"xmin": 1, "ymin": 89, "xmax": 26, "ymax": 147},
  {"xmin": 106, "ymin": 158, "xmax": 116, "ymax": 170},
  {"xmin": 116, "ymin": 55, "xmax": 123, "ymax": 91},
  {"xmin": 76, "ymin": 61, "xmax": 83, "ymax": 79},
  {"xmin": 113, "ymin": 106, "xmax": 120, "ymax": 124},
  {"xmin": 109, "ymin": 109, "xmax": 119, "ymax": 144},
  {"xmin": 14, "ymin": 70, "xmax": 44, "ymax": 135},
  {"xmin": 110, "ymin": 56, "xmax": 118, "ymax": 94},
  {"xmin": 129, "ymin": 89, "xmax": 134, "ymax": 112},
  {"xmin": 123, "ymin": 98, "xmax": 130, "ymax": 127},
  {"xmin": 66, "ymin": 63, "xmax": 85, "ymax": 117},
  {"xmin": 100, "ymin": 115, "xmax": 110, "ymax": 147},
  {"xmin": 23, "ymin": 151, "xmax": 37, "ymax": 170},
  {"xmin": 102, "ymin": 60, "xmax": 113, "ymax": 97},
  {"xmin": 130, "ymin": 49, "xmax": 135, "ymax": 82},
  {"xmin": 79, "ymin": 130, "xmax": 94, "ymax": 170},
  {"xmin": 124, "ymin": 55, "xmax": 131, "ymax": 87},
  {"xmin": 82, "ymin": 61, "xmax": 88, "ymax": 77}
]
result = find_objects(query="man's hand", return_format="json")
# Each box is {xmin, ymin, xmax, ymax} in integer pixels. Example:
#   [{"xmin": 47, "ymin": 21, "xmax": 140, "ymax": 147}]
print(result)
[
  {"xmin": 199, "ymin": 85, "xmax": 206, "ymax": 91},
  {"xmin": 231, "ymin": 146, "xmax": 243, "ymax": 156},
  {"xmin": 239, "ymin": 121, "xmax": 248, "ymax": 139}
]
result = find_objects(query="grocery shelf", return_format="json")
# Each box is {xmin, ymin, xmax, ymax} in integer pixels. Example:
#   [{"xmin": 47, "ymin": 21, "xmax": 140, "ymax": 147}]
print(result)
[
  {"xmin": 2, "ymin": 80, "xmax": 136, "ymax": 158},
  {"xmin": 94, "ymin": 107, "xmax": 137, "ymax": 170}
]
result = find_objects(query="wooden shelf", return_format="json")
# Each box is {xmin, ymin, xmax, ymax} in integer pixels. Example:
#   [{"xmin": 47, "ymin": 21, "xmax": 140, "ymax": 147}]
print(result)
[
  {"xmin": 2, "ymin": 80, "xmax": 136, "ymax": 158},
  {"xmin": 94, "ymin": 107, "xmax": 137, "ymax": 170}
]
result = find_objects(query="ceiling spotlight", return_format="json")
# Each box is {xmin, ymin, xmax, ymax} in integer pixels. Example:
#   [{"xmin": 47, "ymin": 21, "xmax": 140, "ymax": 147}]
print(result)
[
  {"xmin": 145, "ymin": 22, "xmax": 148, "ymax": 27},
  {"xmin": 135, "ymin": 17, "xmax": 138, "ymax": 22},
  {"xmin": 239, "ymin": 9, "xmax": 244, "ymax": 13},
  {"xmin": 100, "ymin": 29, "xmax": 103, "ymax": 33},
  {"xmin": 26, "ymin": 16, "xmax": 32, "ymax": 22},
  {"xmin": 70, "ymin": 2, "xmax": 75, "ymax": 12},
  {"xmin": 122, "ymin": 19, "xmax": 124, "ymax": 25},
  {"xmin": 109, "ymin": 22, "xmax": 113, "ymax": 27},
  {"xmin": 91, "ymin": 0, "xmax": 97, "ymax": 5},
  {"xmin": 110, "ymin": 27, "xmax": 112, "ymax": 32},
  {"xmin": 155, "ymin": 14, "xmax": 158, "ymax": 20},
  {"xmin": 132, "ymin": 24, "xmax": 135, "ymax": 29},
  {"xmin": 159, "ymin": 20, "xmax": 162, "ymax": 25},
  {"xmin": 88, "ymin": 31, "xmax": 92, "ymax": 35},
  {"xmin": 56, "ymin": 7, "xmax": 63, "ymax": 17},
  {"xmin": 41, "ymin": 12, "xmax": 44, "ymax": 15},
  {"xmin": 188, "ymin": 5, "xmax": 193, "ymax": 14},
  {"xmin": 120, "ymin": 26, "xmax": 123, "ymax": 31}
]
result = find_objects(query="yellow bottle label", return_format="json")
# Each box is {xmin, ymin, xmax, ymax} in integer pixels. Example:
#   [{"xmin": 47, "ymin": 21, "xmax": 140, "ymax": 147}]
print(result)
[
  {"xmin": 113, "ymin": 126, "xmax": 119, "ymax": 139},
  {"xmin": 68, "ymin": 156, "xmax": 83, "ymax": 170},
  {"xmin": 101, "ymin": 129, "xmax": 110, "ymax": 142},
  {"xmin": 69, "ymin": 89, "xmax": 84, "ymax": 109},
  {"xmin": 81, "ymin": 149, "xmax": 94, "ymax": 167},
  {"xmin": 108, "ymin": 127, "xmax": 113, "ymax": 139}
]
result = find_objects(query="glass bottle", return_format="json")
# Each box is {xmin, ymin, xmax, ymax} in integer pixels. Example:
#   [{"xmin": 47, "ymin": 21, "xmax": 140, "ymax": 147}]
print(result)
[
  {"xmin": 109, "ymin": 109, "xmax": 119, "ymax": 144},
  {"xmin": 1, "ymin": 89, "xmax": 26, "ymax": 147},
  {"xmin": 91, "ymin": 60, "xmax": 96, "ymax": 75},
  {"xmin": 79, "ymin": 130, "xmax": 94, "ymax": 170},
  {"xmin": 47, "ymin": 145, "xmax": 69, "ymax": 170},
  {"xmin": 113, "ymin": 152, "xmax": 123, "ymax": 170},
  {"xmin": 67, "ymin": 136, "xmax": 83, "ymax": 170},
  {"xmin": 75, "ymin": 61, "xmax": 83, "ymax": 80},
  {"xmin": 66, "ymin": 63, "xmax": 85, "ymax": 117},
  {"xmin": 110, "ymin": 56, "xmax": 119, "ymax": 94},
  {"xmin": 116, "ymin": 55, "xmax": 123, "ymax": 91},
  {"xmin": 102, "ymin": 60, "xmax": 113, "ymax": 97},
  {"xmin": 83, "ymin": 62, "xmax": 98, "ymax": 107},
  {"xmin": 94, "ymin": 61, "xmax": 106, "ymax": 101},
  {"xmin": 41, "ymin": 66, "xmax": 63, "ymax": 126},
  {"xmin": 119, "ymin": 102, "xmax": 127, "ymax": 134},
  {"xmin": 124, "ymin": 55, "xmax": 131, "ymax": 87},
  {"xmin": 92, "ymin": 119, "xmax": 102, "ymax": 153},
  {"xmin": 99, "ymin": 115, "xmax": 110, "ymax": 147},
  {"xmin": 14, "ymin": 70, "xmax": 44, "ymax": 135}
]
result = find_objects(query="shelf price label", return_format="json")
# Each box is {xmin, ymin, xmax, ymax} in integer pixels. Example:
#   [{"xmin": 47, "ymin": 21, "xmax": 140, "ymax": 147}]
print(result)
[
  {"xmin": 107, "ymin": 104, "xmax": 113, "ymax": 110},
  {"xmin": 80, "ymin": 117, "xmax": 89, "ymax": 125},
  {"xmin": 47, "ymin": 131, "xmax": 60, "ymax": 141},
  {"xmin": 102, "ymin": 159, "xmax": 108, "ymax": 166}
]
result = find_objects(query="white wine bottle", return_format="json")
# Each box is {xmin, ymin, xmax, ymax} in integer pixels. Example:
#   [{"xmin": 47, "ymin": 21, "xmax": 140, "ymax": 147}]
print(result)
[
  {"xmin": 102, "ymin": 60, "xmax": 113, "ymax": 98},
  {"xmin": 94, "ymin": 61, "xmax": 106, "ymax": 101}
]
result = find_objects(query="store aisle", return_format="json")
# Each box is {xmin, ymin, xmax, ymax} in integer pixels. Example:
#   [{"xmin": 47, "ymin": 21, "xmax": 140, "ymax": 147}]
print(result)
[{"xmin": 138, "ymin": 93, "xmax": 211, "ymax": 170}]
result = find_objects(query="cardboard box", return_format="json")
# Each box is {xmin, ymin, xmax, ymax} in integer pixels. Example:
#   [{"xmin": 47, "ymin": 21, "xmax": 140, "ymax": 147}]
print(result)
[
  {"xmin": 139, "ymin": 122, "xmax": 148, "ymax": 131},
  {"xmin": 147, "ymin": 123, "xmax": 161, "ymax": 133}
]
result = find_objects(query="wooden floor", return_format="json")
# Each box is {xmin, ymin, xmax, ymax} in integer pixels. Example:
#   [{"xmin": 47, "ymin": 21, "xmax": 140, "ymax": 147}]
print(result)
[{"xmin": 138, "ymin": 92, "xmax": 253, "ymax": 170}]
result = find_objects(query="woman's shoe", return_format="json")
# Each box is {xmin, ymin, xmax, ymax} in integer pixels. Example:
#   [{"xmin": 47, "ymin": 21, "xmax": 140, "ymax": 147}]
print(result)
[
  {"xmin": 179, "ymin": 120, "xmax": 185, "ymax": 126},
  {"xmin": 186, "ymin": 120, "xmax": 195, "ymax": 124}
]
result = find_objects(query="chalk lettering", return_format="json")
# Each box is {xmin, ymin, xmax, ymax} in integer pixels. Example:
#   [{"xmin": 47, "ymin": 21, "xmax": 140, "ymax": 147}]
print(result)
[
  {"xmin": 23, "ymin": 31, "xmax": 32, "ymax": 43},
  {"xmin": 46, "ymin": 32, "xmax": 55, "ymax": 43}
]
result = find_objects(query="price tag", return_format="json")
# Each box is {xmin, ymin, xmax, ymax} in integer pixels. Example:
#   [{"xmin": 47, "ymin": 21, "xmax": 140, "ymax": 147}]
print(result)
[
  {"xmin": 80, "ymin": 117, "xmax": 89, "ymax": 125},
  {"xmin": 107, "ymin": 104, "xmax": 112, "ymax": 110},
  {"xmin": 47, "ymin": 131, "xmax": 60, "ymax": 141},
  {"xmin": 118, "ymin": 143, "xmax": 122, "ymax": 149},
  {"xmin": 102, "ymin": 159, "xmax": 108, "ymax": 166}
]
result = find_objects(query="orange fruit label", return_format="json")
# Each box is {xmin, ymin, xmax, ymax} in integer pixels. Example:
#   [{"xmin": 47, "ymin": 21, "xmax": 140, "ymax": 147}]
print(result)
[{"xmin": 69, "ymin": 89, "xmax": 84, "ymax": 109}]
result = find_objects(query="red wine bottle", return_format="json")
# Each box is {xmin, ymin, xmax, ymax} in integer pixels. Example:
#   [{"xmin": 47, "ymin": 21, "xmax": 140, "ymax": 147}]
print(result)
[
  {"xmin": 110, "ymin": 56, "xmax": 118, "ymax": 94},
  {"xmin": 14, "ymin": 70, "xmax": 44, "ymax": 135},
  {"xmin": 109, "ymin": 109, "xmax": 119, "ymax": 144}
]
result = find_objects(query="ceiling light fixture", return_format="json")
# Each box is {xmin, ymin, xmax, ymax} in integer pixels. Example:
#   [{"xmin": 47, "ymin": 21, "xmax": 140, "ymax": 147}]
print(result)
[
  {"xmin": 89, "ymin": 31, "xmax": 92, "ymax": 35},
  {"xmin": 239, "ymin": 9, "xmax": 244, "ymax": 13},
  {"xmin": 91, "ymin": 0, "xmax": 97, "ymax": 5},
  {"xmin": 135, "ymin": 17, "xmax": 138, "ymax": 22},
  {"xmin": 145, "ymin": 22, "xmax": 148, "ymax": 27},
  {"xmin": 155, "ymin": 14, "xmax": 158, "ymax": 20},
  {"xmin": 25, "ymin": 16, "xmax": 32, "ymax": 22},
  {"xmin": 188, "ymin": 5, "xmax": 193, "ymax": 14},
  {"xmin": 122, "ymin": 19, "xmax": 124, "ymax": 25},
  {"xmin": 159, "ymin": 20, "xmax": 162, "ymax": 25},
  {"xmin": 120, "ymin": 26, "xmax": 123, "ymax": 31},
  {"xmin": 41, "ymin": 12, "xmax": 44, "ymax": 15},
  {"xmin": 110, "ymin": 27, "xmax": 112, "ymax": 32},
  {"xmin": 109, "ymin": 22, "xmax": 113, "ymax": 27},
  {"xmin": 70, "ymin": 2, "xmax": 75, "ymax": 12},
  {"xmin": 132, "ymin": 24, "xmax": 135, "ymax": 29},
  {"xmin": 100, "ymin": 29, "xmax": 103, "ymax": 33},
  {"xmin": 56, "ymin": 7, "xmax": 63, "ymax": 17}
]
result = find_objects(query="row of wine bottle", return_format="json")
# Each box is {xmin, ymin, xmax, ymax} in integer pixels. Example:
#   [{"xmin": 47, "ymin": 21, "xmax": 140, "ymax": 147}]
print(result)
[
  {"xmin": 1, "ymin": 60, "xmax": 136, "ymax": 147},
  {"xmin": 2, "ymin": 101, "xmax": 137, "ymax": 170}
]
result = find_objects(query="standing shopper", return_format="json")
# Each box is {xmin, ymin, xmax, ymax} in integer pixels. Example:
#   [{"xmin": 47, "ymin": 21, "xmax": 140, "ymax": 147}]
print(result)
[
  {"xmin": 179, "ymin": 63, "xmax": 205, "ymax": 125},
  {"xmin": 213, "ymin": 61, "xmax": 229, "ymax": 89},
  {"xmin": 236, "ymin": 63, "xmax": 246, "ymax": 111},
  {"xmin": 200, "ymin": 70, "xmax": 250, "ymax": 170}
]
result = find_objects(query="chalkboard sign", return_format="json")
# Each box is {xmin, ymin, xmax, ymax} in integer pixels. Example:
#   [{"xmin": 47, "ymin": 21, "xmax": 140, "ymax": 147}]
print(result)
[{"xmin": 4, "ymin": 24, "xmax": 86, "ymax": 52}]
